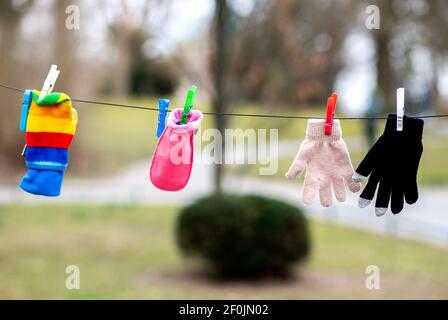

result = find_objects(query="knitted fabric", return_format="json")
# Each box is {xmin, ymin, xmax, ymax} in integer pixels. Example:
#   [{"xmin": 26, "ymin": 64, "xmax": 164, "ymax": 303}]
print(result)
[
  {"xmin": 19, "ymin": 90, "xmax": 77, "ymax": 196},
  {"xmin": 150, "ymin": 108, "xmax": 203, "ymax": 191},
  {"xmin": 286, "ymin": 119, "xmax": 361, "ymax": 207},
  {"xmin": 353, "ymin": 114, "xmax": 424, "ymax": 216}
]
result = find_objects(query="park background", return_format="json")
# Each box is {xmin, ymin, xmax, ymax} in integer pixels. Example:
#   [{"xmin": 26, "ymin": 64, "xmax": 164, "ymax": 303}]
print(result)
[{"xmin": 1, "ymin": 0, "xmax": 448, "ymax": 299}]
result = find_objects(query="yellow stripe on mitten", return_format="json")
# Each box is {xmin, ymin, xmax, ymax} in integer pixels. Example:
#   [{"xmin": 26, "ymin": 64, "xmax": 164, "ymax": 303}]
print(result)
[{"xmin": 26, "ymin": 91, "xmax": 77, "ymax": 135}]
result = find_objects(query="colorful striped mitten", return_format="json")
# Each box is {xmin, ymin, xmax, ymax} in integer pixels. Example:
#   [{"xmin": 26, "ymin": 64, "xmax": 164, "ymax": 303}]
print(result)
[{"xmin": 19, "ymin": 90, "xmax": 78, "ymax": 196}]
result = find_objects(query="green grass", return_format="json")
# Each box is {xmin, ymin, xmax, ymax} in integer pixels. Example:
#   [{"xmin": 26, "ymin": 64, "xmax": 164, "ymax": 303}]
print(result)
[
  {"xmin": 76, "ymin": 96, "xmax": 216, "ymax": 177},
  {"xmin": 224, "ymin": 109, "xmax": 448, "ymax": 185},
  {"xmin": 235, "ymin": 138, "xmax": 448, "ymax": 185},
  {"xmin": 76, "ymin": 99, "xmax": 344, "ymax": 177},
  {"xmin": 233, "ymin": 130, "xmax": 448, "ymax": 186},
  {"xmin": 0, "ymin": 204, "xmax": 447, "ymax": 299},
  {"xmin": 76, "ymin": 97, "xmax": 160, "ymax": 176},
  {"xmin": 75, "ymin": 98, "xmax": 448, "ymax": 185}
]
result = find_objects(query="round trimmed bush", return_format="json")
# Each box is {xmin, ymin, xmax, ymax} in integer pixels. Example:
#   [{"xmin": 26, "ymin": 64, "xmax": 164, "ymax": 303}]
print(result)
[{"xmin": 176, "ymin": 194, "xmax": 310, "ymax": 277}]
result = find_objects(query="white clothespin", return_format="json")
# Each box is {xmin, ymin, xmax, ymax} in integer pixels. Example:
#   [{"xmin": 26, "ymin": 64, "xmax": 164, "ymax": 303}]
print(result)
[
  {"xmin": 38, "ymin": 65, "xmax": 60, "ymax": 103},
  {"xmin": 396, "ymin": 88, "xmax": 404, "ymax": 131}
]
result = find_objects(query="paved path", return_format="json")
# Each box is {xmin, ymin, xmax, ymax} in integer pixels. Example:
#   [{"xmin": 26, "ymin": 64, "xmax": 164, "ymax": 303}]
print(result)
[{"xmin": 1, "ymin": 158, "xmax": 448, "ymax": 248}]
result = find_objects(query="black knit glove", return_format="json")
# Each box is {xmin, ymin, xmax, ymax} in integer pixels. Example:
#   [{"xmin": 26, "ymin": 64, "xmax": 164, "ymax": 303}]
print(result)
[{"xmin": 352, "ymin": 114, "xmax": 424, "ymax": 216}]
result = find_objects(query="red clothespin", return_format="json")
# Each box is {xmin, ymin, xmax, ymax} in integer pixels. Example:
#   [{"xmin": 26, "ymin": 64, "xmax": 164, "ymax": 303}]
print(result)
[{"xmin": 325, "ymin": 92, "xmax": 338, "ymax": 136}]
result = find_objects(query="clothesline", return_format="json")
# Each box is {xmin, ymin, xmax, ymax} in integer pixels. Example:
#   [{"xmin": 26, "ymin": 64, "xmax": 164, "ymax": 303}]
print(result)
[
  {"xmin": 1, "ymin": 82, "xmax": 448, "ymax": 120},
  {"xmin": 4, "ymin": 81, "xmax": 437, "ymax": 216}
]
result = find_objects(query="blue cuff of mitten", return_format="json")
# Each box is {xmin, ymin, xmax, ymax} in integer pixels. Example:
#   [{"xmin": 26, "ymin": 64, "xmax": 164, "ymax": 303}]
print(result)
[
  {"xmin": 20, "ymin": 146, "xmax": 68, "ymax": 197},
  {"xmin": 20, "ymin": 168, "xmax": 65, "ymax": 197},
  {"xmin": 24, "ymin": 147, "xmax": 68, "ymax": 171}
]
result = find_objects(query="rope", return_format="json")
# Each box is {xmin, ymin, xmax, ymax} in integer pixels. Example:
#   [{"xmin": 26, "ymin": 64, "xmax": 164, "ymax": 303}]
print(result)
[{"xmin": 1, "ymin": 83, "xmax": 448, "ymax": 120}]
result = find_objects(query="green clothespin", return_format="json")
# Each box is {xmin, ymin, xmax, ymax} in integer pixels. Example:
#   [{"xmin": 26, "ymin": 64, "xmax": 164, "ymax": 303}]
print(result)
[{"xmin": 181, "ymin": 85, "xmax": 198, "ymax": 125}]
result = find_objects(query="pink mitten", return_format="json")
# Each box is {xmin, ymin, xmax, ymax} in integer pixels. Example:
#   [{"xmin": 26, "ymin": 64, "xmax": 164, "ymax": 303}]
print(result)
[
  {"xmin": 150, "ymin": 108, "xmax": 203, "ymax": 191},
  {"xmin": 285, "ymin": 119, "xmax": 361, "ymax": 207}
]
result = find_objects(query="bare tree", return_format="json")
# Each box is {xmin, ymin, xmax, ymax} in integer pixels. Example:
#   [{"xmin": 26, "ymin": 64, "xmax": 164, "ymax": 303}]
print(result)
[
  {"xmin": 224, "ymin": 0, "xmax": 359, "ymax": 107},
  {"xmin": 372, "ymin": 0, "xmax": 394, "ymax": 106},
  {"xmin": 0, "ymin": 0, "xmax": 34, "ymax": 179},
  {"xmin": 100, "ymin": 0, "xmax": 171, "ymax": 95},
  {"xmin": 53, "ymin": 0, "xmax": 80, "ymax": 93},
  {"xmin": 211, "ymin": 0, "xmax": 229, "ymax": 192}
]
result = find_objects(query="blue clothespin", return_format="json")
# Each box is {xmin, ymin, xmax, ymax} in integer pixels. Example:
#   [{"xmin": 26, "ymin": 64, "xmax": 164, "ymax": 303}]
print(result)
[
  {"xmin": 20, "ymin": 90, "xmax": 33, "ymax": 131},
  {"xmin": 157, "ymin": 99, "xmax": 170, "ymax": 137}
]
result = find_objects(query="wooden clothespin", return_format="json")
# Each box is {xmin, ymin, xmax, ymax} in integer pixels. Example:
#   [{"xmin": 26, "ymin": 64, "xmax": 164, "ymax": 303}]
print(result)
[
  {"xmin": 396, "ymin": 88, "xmax": 405, "ymax": 131},
  {"xmin": 38, "ymin": 65, "xmax": 60, "ymax": 103},
  {"xmin": 325, "ymin": 92, "xmax": 338, "ymax": 136}
]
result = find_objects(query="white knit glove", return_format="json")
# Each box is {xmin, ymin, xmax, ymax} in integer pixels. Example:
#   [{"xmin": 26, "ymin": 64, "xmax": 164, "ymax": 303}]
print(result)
[{"xmin": 286, "ymin": 119, "xmax": 361, "ymax": 207}]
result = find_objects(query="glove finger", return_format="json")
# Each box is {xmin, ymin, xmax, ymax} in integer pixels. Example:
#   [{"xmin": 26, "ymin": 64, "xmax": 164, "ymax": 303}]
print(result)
[
  {"xmin": 355, "ymin": 137, "xmax": 384, "ymax": 178},
  {"xmin": 286, "ymin": 141, "xmax": 313, "ymax": 179},
  {"xmin": 404, "ymin": 180, "xmax": 419, "ymax": 205},
  {"xmin": 344, "ymin": 174, "xmax": 362, "ymax": 193},
  {"xmin": 359, "ymin": 171, "xmax": 380, "ymax": 208},
  {"xmin": 285, "ymin": 165, "xmax": 304, "ymax": 180},
  {"xmin": 375, "ymin": 180, "xmax": 391, "ymax": 216},
  {"xmin": 331, "ymin": 176, "xmax": 346, "ymax": 202},
  {"xmin": 319, "ymin": 177, "xmax": 332, "ymax": 207},
  {"xmin": 302, "ymin": 174, "xmax": 318, "ymax": 205},
  {"xmin": 391, "ymin": 186, "xmax": 404, "ymax": 214}
]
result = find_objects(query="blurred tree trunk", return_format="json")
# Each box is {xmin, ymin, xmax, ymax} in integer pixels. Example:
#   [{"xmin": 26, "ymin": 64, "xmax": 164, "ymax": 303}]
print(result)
[
  {"xmin": 52, "ymin": 0, "xmax": 85, "ymax": 171},
  {"xmin": 424, "ymin": 0, "xmax": 448, "ymax": 111},
  {"xmin": 212, "ymin": 0, "xmax": 229, "ymax": 193},
  {"xmin": 0, "ymin": 1, "xmax": 33, "ymax": 179},
  {"xmin": 53, "ymin": 0, "xmax": 78, "ymax": 94},
  {"xmin": 374, "ymin": 30, "xmax": 392, "ymax": 108},
  {"xmin": 431, "ymin": 52, "xmax": 440, "ymax": 111},
  {"xmin": 113, "ymin": 17, "xmax": 133, "ymax": 95},
  {"xmin": 372, "ymin": 0, "xmax": 394, "ymax": 110},
  {"xmin": 106, "ymin": 0, "xmax": 156, "ymax": 95}
]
